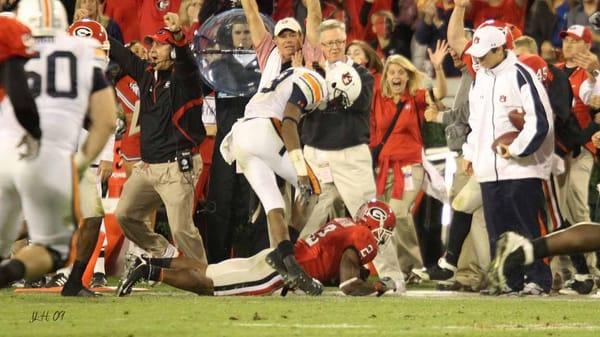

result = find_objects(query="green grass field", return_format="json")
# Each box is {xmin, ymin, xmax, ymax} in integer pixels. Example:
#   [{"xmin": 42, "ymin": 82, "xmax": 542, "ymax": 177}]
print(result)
[{"xmin": 2, "ymin": 284, "xmax": 600, "ymax": 337}]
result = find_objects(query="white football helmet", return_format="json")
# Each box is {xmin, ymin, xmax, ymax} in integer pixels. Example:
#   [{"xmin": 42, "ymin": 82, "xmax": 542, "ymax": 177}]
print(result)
[
  {"xmin": 325, "ymin": 62, "xmax": 362, "ymax": 110},
  {"xmin": 16, "ymin": 0, "xmax": 68, "ymax": 37},
  {"xmin": 293, "ymin": 69, "xmax": 328, "ymax": 111}
]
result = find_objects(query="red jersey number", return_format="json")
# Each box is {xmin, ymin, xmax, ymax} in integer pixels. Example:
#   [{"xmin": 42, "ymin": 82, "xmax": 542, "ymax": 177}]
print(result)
[{"xmin": 304, "ymin": 223, "xmax": 337, "ymax": 247}]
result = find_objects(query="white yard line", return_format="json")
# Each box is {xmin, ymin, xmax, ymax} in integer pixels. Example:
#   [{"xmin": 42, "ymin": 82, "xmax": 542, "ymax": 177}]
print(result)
[
  {"xmin": 233, "ymin": 323, "xmax": 376, "ymax": 329},
  {"xmin": 232, "ymin": 322, "xmax": 600, "ymax": 331}
]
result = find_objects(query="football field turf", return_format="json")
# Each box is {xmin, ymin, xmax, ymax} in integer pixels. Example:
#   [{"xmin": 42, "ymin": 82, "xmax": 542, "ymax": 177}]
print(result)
[{"xmin": 2, "ymin": 285, "xmax": 600, "ymax": 337}]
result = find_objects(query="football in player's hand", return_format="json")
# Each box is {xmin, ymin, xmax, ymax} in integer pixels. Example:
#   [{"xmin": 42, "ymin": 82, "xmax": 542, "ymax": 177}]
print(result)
[
  {"xmin": 491, "ymin": 131, "xmax": 519, "ymax": 154},
  {"xmin": 508, "ymin": 109, "xmax": 525, "ymax": 131}
]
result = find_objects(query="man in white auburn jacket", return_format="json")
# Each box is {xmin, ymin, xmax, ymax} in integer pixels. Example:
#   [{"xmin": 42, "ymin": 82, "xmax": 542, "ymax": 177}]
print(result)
[{"xmin": 462, "ymin": 25, "xmax": 555, "ymax": 295}]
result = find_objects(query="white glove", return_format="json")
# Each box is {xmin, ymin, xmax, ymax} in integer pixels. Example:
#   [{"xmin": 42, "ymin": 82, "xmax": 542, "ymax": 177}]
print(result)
[
  {"xmin": 73, "ymin": 152, "xmax": 91, "ymax": 180},
  {"xmin": 17, "ymin": 133, "xmax": 40, "ymax": 160}
]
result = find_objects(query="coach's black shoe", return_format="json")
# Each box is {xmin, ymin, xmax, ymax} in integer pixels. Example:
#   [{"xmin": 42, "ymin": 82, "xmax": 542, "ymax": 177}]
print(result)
[
  {"xmin": 282, "ymin": 255, "xmax": 323, "ymax": 296},
  {"xmin": 116, "ymin": 256, "xmax": 149, "ymax": 297}
]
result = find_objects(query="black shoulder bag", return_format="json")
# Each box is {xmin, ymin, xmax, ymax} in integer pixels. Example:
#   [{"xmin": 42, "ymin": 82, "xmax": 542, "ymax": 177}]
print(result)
[{"xmin": 371, "ymin": 101, "xmax": 404, "ymax": 168}]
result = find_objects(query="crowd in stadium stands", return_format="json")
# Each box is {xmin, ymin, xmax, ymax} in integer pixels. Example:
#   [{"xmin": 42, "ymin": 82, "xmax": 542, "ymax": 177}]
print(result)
[{"xmin": 5, "ymin": 0, "xmax": 600, "ymax": 297}]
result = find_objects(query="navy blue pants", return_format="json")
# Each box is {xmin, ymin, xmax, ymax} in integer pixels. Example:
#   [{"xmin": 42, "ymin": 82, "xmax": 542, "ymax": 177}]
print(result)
[{"xmin": 480, "ymin": 178, "xmax": 552, "ymax": 292}]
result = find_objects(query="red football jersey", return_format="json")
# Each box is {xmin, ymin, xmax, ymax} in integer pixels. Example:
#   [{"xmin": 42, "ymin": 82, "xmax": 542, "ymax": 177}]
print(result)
[
  {"xmin": 294, "ymin": 218, "xmax": 378, "ymax": 284},
  {"xmin": 115, "ymin": 75, "xmax": 141, "ymax": 161},
  {"xmin": 0, "ymin": 15, "xmax": 36, "ymax": 101}
]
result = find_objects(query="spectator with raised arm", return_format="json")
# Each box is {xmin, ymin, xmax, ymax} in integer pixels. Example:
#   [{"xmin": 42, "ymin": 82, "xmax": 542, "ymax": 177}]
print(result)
[{"xmin": 241, "ymin": 0, "xmax": 322, "ymax": 87}]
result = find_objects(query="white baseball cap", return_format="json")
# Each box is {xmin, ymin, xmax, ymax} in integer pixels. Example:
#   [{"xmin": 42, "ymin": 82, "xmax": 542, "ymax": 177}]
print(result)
[
  {"xmin": 274, "ymin": 17, "xmax": 302, "ymax": 36},
  {"xmin": 465, "ymin": 25, "xmax": 506, "ymax": 58}
]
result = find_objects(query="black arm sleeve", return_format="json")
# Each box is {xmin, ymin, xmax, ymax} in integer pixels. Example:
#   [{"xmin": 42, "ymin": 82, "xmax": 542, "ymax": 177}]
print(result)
[
  {"xmin": 91, "ymin": 67, "xmax": 110, "ymax": 93},
  {"xmin": 548, "ymin": 65, "xmax": 571, "ymax": 122},
  {"xmin": 108, "ymin": 36, "xmax": 147, "ymax": 81},
  {"xmin": 2, "ymin": 58, "xmax": 41, "ymax": 139},
  {"xmin": 174, "ymin": 43, "xmax": 203, "ymax": 88}
]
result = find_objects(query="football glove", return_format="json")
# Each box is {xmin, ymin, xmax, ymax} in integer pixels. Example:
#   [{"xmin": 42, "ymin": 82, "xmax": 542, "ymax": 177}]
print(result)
[{"xmin": 374, "ymin": 276, "xmax": 396, "ymax": 296}]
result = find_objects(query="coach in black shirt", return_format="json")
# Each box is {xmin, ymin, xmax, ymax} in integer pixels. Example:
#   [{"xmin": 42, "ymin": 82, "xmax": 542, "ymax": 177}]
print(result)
[
  {"xmin": 111, "ymin": 13, "xmax": 208, "ymax": 267},
  {"xmin": 299, "ymin": 19, "xmax": 377, "ymax": 237}
]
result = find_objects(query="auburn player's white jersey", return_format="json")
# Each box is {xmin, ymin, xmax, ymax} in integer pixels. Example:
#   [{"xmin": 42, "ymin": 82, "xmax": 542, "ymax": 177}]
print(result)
[
  {"xmin": 244, "ymin": 67, "xmax": 327, "ymax": 120},
  {"xmin": 0, "ymin": 32, "xmax": 99, "ymax": 152},
  {"xmin": 0, "ymin": 33, "xmax": 101, "ymax": 260}
]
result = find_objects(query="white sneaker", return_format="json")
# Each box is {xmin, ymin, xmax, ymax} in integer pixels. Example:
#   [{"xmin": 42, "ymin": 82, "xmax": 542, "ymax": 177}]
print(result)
[{"xmin": 520, "ymin": 282, "xmax": 547, "ymax": 296}]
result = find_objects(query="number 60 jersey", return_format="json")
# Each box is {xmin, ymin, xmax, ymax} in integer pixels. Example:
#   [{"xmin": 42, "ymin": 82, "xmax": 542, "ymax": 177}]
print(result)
[
  {"xmin": 0, "ymin": 32, "xmax": 101, "ymax": 152},
  {"xmin": 294, "ymin": 218, "xmax": 378, "ymax": 284}
]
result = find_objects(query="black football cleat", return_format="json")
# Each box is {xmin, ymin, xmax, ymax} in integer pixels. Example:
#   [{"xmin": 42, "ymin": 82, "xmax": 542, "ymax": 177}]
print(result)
[
  {"xmin": 116, "ymin": 256, "xmax": 149, "ymax": 297},
  {"xmin": 282, "ymin": 255, "xmax": 323, "ymax": 296}
]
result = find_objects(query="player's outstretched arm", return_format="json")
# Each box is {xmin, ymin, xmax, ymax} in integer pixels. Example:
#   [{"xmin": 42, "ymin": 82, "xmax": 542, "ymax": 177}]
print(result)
[
  {"xmin": 305, "ymin": 0, "xmax": 322, "ymax": 47},
  {"xmin": 339, "ymin": 248, "xmax": 394, "ymax": 296},
  {"xmin": 241, "ymin": 0, "xmax": 267, "ymax": 48},
  {"xmin": 2, "ymin": 57, "xmax": 41, "ymax": 140},
  {"xmin": 281, "ymin": 102, "xmax": 303, "ymax": 153},
  {"xmin": 77, "ymin": 71, "xmax": 117, "ymax": 175},
  {"xmin": 281, "ymin": 102, "xmax": 314, "ymax": 199}
]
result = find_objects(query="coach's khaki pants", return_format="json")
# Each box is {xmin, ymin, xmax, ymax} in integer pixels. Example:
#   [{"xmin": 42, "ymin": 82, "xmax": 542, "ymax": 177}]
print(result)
[
  {"xmin": 115, "ymin": 155, "xmax": 207, "ymax": 264},
  {"xmin": 450, "ymin": 156, "xmax": 490, "ymax": 288},
  {"xmin": 377, "ymin": 165, "xmax": 425, "ymax": 274},
  {"xmin": 455, "ymin": 209, "xmax": 489, "ymax": 289},
  {"xmin": 554, "ymin": 148, "xmax": 597, "ymax": 275},
  {"xmin": 299, "ymin": 144, "xmax": 376, "ymax": 237},
  {"xmin": 555, "ymin": 148, "xmax": 593, "ymax": 224}
]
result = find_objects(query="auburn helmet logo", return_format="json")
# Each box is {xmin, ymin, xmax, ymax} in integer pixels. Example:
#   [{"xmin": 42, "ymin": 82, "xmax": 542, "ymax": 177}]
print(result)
[
  {"xmin": 474, "ymin": 37, "xmax": 480, "ymax": 44},
  {"xmin": 341, "ymin": 72, "xmax": 353, "ymax": 86},
  {"xmin": 74, "ymin": 26, "xmax": 93, "ymax": 38}
]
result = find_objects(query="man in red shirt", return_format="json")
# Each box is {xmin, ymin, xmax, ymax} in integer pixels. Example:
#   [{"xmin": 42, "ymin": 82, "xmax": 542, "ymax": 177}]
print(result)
[
  {"xmin": 0, "ymin": 13, "xmax": 41, "ymax": 159},
  {"xmin": 116, "ymin": 200, "xmax": 400, "ymax": 296}
]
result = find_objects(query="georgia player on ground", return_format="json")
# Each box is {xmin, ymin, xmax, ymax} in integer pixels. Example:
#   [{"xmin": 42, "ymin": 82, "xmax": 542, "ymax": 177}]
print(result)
[
  {"xmin": 117, "ymin": 200, "xmax": 398, "ymax": 296},
  {"xmin": 0, "ymin": 12, "xmax": 40, "ymax": 161},
  {"xmin": 0, "ymin": 0, "xmax": 117, "ymax": 292}
]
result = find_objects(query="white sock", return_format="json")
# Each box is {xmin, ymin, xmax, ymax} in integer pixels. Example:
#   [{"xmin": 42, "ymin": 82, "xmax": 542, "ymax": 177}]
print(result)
[{"xmin": 93, "ymin": 252, "xmax": 105, "ymax": 274}]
